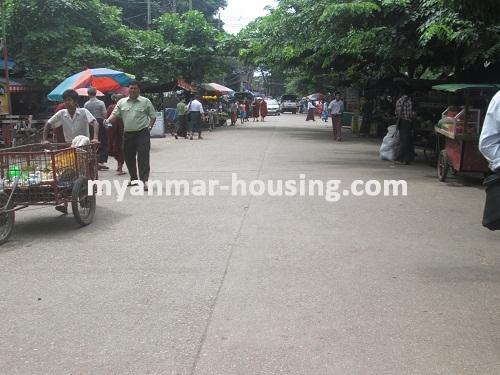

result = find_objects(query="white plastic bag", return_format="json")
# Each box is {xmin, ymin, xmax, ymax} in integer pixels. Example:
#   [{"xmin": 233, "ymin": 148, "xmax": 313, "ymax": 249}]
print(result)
[
  {"xmin": 71, "ymin": 135, "xmax": 90, "ymax": 147},
  {"xmin": 380, "ymin": 125, "xmax": 400, "ymax": 161}
]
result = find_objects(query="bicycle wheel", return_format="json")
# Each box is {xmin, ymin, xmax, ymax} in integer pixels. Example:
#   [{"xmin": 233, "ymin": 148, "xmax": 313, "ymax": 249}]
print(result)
[
  {"xmin": 71, "ymin": 177, "xmax": 96, "ymax": 226},
  {"xmin": 0, "ymin": 192, "xmax": 15, "ymax": 245}
]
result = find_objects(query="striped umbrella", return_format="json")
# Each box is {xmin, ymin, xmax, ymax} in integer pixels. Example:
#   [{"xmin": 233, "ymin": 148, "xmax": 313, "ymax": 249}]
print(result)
[{"xmin": 48, "ymin": 68, "xmax": 134, "ymax": 101}]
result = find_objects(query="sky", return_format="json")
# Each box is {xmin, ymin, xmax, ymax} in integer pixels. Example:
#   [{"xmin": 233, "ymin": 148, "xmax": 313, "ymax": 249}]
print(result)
[{"xmin": 220, "ymin": 0, "xmax": 278, "ymax": 34}]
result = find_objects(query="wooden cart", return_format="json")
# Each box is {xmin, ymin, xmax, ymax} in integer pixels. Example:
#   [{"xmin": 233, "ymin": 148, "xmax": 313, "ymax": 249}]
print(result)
[{"xmin": 432, "ymin": 84, "xmax": 499, "ymax": 182}]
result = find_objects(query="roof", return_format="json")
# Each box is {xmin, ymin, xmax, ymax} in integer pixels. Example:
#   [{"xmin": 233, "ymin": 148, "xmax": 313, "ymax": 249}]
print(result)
[
  {"xmin": 0, "ymin": 77, "xmax": 47, "ymax": 93},
  {"xmin": 142, "ymin": 79, "xmax": 197, "ymax": 93},
  {"xmin": 432, "ymin": 83, "xmax": 500, "ymax": 93}
]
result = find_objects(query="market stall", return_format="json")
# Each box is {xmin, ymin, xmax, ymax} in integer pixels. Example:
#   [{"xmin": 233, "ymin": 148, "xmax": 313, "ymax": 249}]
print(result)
[
  {"xmin": 199, "ymin": 83, "xmax": 235, "ymax": 129},
  {"xmin": 433, "ymin": 83, "xmax": 499, "ymax": 181},
  {"xmin": 143, "ymin": 79, "xmax": 197, "ymax": 137}
]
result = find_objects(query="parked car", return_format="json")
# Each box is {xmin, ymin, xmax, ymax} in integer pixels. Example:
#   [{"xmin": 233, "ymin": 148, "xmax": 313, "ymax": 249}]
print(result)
[
  {"xmin": 280, "ymin": 94, "xmax": 299, "ymax": 114},
  {"xmin": 265, "ymin": 99, "xmax": 280, "ymax": 116}
]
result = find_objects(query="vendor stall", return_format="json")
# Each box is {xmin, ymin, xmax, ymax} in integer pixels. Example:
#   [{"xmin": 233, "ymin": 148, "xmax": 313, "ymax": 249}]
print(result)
[
  {"xmin": 199, "ymin": 83, "xmax": 235, "ymax": 129},
  {"xmin": 432, "ymin": 83, "xmax": 499, "ymax": 181}
]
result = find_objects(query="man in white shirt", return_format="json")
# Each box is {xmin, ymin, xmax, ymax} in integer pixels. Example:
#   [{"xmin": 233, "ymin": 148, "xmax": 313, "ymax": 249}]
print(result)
[
  {"xmin": 188, "ymin": 96, "xmax": 206, "ymax": 140},
  {"xmin": 306, "ymin": 100, "xmax": 316, "ymax": 122},
  {"xmin": 42, "ymin": 89, "xmax": 99, "ymax": 214},
  {"xmin": 328, "ymin": 92, "xmax": 344, "ymax": 141},
  {"xmin": 43, "ymin": 89, "xmax": 99, "ymax": 144},
  {"xmin": 480, "ymin": 90, "xmax": 500, "ymax": 172},
  {"xmin": 84, "ymin": 87, "xmax": 109, "ymax": 170}
]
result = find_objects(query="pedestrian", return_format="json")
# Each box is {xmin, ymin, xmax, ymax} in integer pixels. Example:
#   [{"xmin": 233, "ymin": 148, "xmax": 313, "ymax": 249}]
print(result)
[
  {"xmin": 306, "ymin": 100, "xmax": 316, "ymax": 121},
  {"xmin": 52, "ymin": 101, "xmax": 66, "ymax": 142},
  {"xmin": 328, "ymin": 92, "xmax": 344, "ymax": 141},
  {"xmin": 106, "ymin": 80, "xmax": 156, "ymax": 189},
  {"xmin": 260, "ymin": 98, "xmax": 268, "ymax": 122},
  {"xmin": 106, "ymin": 94, "xmax": 126, "ymax": 175},
  {"xmin": 239, "ymin": 101, "xmax": 246, "ymax": 124},
  {"xmin": 322, "ymin": 100, "xmax": 329, "ymax": 122},
  {"xmin": 42, "ymin": 89, "xmax": 99, "ymax": 214},
  {"xmin": 176, "ymin": 98, "xmax": 189, "ymax": 139},
  {"xmin": 230, "ymin": 101, "xmax": 238, "ymax": 126},
  {"xmin": 187, "ymin": 95, "xmax": 205, "ymax": 140},
  {"xmin": 84, "ymin": 87, "xmax": 109, "ymax": 170},
  {"xmin": 480, "ymin": 90, "xmax": 500, "ymax": 171},
  {"xmin": 244, "ymin": 98, "xmax": 250, "ymax": 122},
  {"xmin": 394, "ymin": 88, "xmax": 415, "ymax": 164},
  {"xmin": 359, "ymin": 96, "xmax": 374, "ymax": 137},
  {"xmin": 251, "ymin": 99, "xmax": 260, "ymax": 122},
  {"xmin": 480, "ymin": 90, "xmax": 500, "ymax": 230}
]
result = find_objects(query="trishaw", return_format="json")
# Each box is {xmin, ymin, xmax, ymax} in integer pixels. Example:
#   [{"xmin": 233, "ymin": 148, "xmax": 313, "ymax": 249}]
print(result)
[
  {"xmin": 0, "ymin": 143, "xmax": 98, "ymax": 244},
  {"xmin": 432, "ymin": 84, "xmax": 499, "ymax": 182}
]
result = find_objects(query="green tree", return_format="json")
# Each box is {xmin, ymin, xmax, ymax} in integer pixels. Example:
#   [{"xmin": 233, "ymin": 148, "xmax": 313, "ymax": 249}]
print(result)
[{"xmin": 2, "ymin": 0, "xmax": 134, "ymax": 84}]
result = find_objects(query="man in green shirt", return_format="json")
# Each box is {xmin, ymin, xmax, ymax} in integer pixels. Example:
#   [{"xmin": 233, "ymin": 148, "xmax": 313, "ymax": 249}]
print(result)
[
  {"xmin": 175, "ymin": 98, "xmax": 189, "ymax": 139},
  {"xmin": 106, "ymin": 80, "xmax": 156, "ymax": 188}
]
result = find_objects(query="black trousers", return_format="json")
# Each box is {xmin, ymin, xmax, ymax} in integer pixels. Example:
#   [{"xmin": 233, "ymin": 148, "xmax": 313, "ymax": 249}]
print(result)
[
  {"xmin": 397, "ymin": 120, "xmax": 414, "ymax": 163},
  {"xmin": 124, "ymin": 128, "xmax": 151, "ymax": 182},
  {"xmin": 97, "ymin": 118, "xmax": 108, "ymax": 163}
]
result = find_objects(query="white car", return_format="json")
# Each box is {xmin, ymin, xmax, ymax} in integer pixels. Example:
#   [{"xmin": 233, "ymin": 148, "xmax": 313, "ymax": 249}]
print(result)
[{"xmin": 265, "ymin": 99, "xmax": 281, "ymax": 116}]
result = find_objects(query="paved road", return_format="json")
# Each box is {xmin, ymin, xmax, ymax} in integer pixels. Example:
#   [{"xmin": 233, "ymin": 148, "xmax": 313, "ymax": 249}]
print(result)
[{"xmin": 1, "ymin": 114, "xmax": 499, "ymax": 374}]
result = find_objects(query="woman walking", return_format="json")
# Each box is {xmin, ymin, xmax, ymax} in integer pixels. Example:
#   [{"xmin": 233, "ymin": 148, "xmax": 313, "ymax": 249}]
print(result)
[
  {"xmin": 106, "ymin": 94, "xmax": 126, "ymax": 175},
  {"xmin": 230, "ymin": 101, "xmax": 238, "ymax": 126}
]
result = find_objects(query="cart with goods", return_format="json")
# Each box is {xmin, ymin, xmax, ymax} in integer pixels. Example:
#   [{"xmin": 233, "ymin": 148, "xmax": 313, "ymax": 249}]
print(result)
[
  {"xmin": 432, "ymin": 84, "xmax": 499, "ymax": 182},
  {"xmin": 0, "ymin": 143, "xmax": 99, "ymax": 244}
]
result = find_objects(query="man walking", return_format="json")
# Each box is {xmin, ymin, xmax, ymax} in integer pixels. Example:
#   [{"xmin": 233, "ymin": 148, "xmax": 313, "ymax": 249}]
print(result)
[
  {"xmin": 480, "ymin": 89, "xmax": 500, "ymax": 171},
  {"xmin": 188, "ymin": 95, "xmax": 205, "ymax": 140},
  {"xmin": 328, "ymin": 92, "xmax": 344, "ymax": 141},
  {"xmin": 84, "ymin": 87, "xmax": 109, "ymax": 170},
  {"xmin": 106, "ymin": 80, "xmax": 156, "ymax": 189},
  {"xmin": 176, "ymin": 98, "xmax": 189, "ymax": 139}
]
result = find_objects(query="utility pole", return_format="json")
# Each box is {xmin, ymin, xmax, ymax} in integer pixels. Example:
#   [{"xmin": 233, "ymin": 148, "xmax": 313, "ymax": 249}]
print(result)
[
  {"xmin": 1, "ymin": 0, "xmax": 11, "ymax": 114},
  {"xmin": 147, "ymin": 0, "xmax": 152, "ymax": 28},
  {"xmin": 189, "ymin": 0, "xmax": 193, "ymax": 10},
  {"xmin": 172, "ymin": 0, "xmax": 176, "ymax": 13}
]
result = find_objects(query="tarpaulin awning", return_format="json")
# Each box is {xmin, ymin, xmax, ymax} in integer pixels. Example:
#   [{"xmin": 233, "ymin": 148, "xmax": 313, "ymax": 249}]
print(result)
[
  {"xmin": 201, "ymin": 83, "xmax": 235, "ymax": 95},
  {"xmin": 0, "ymin": 58, "xmax": 16, "ymax": 70},
  {"xmin": 142, "ymin": 79, "xmax": 197, "ymax": 94},
  {"xmin": 432, "ymin": 83, "xmax": 500, "ymax": 93}
]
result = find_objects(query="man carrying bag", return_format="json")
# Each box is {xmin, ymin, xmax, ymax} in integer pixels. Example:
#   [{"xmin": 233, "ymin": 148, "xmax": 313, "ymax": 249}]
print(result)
[{"xmin": 479, "ymin": 90, "xmax": 500, "ymax": 230}]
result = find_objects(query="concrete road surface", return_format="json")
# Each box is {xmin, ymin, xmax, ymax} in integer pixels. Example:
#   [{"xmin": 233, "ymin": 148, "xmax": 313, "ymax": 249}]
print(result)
[{"xmin": 1, "ymin": 114, "xmax": 499, "ymax": 374}]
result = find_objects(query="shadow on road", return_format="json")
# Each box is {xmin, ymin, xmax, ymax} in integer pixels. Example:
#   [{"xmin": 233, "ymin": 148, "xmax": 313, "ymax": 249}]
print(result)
[{"xmin": 0, "ymin": 205, "xmax": 127, "ymax": 253}]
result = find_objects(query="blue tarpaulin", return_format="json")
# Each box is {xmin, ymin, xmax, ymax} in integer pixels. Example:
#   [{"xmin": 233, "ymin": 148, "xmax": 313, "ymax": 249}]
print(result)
[{"xmin": 0, "ymin": 58, "xmax": 16, "ymax": 70}]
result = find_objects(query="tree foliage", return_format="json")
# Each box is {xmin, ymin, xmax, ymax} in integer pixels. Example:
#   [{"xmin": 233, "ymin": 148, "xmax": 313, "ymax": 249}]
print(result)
[
  {"xmin": 1, "ymin": 0, "xmax": 226, "ymax": 86},
  {"xmin": 237, "ymin": 0, "xmax": 500, "ymax": 94}
]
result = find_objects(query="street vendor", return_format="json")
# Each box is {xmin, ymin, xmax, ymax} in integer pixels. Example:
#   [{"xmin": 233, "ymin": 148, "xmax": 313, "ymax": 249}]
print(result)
[
  {"xmin": 42, "ymin": 89, "xmax": 99, "ymax": 215},
  {"xmin": 42, "ymin": 89, "xmax": 99, "ymax": 144},
  {"xmin": 480, "ymin": 90, "xmax": 500, "ymax": 172}
]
